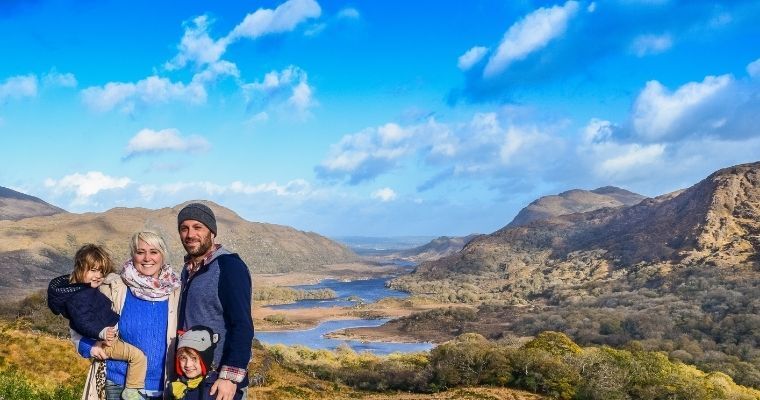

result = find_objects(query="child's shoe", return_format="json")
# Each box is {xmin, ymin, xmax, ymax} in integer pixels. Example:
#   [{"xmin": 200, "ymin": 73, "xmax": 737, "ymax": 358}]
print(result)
[{"xmin": 121, "ymin": 388, "xmax": 145, "ymax": 400}]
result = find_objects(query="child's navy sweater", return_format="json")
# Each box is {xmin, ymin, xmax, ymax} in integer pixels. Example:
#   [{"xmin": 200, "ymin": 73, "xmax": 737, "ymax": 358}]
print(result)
[{"xmin": 47, "ymin": 274, "xmax": 119, "ymax": 339}]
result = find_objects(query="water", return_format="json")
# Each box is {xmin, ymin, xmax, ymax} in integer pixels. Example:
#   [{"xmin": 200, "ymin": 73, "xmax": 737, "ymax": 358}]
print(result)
[
  {"xmin": 257, "ymin": 272, "xmax": 435, "ymax": 354},
  {"xmin": 267, "ymin": 277, "xmax": 409, "ymax": 310},
  {"xmin": 255, "ymin": 319, "xmax": 433, "ymax": 355}
]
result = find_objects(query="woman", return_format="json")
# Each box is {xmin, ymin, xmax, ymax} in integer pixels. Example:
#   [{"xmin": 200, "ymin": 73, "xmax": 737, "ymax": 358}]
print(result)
[{"xmin": 74, "ymin": 231, "xmax": 180, "ymax": 400}]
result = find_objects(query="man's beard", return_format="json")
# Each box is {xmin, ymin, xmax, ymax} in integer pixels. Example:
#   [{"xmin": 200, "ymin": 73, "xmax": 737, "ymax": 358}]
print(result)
[{"xmin": 184, "ymin": 232, "xmax": 214, "ymax": 258}]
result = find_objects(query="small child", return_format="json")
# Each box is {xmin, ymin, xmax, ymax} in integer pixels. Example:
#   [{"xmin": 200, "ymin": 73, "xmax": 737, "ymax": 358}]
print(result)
[
  {"xmin": 48, "ymin": 244, "xmax": 147, "ymax": 400},
  {"xmin": 170, "ymin": 326, "xmax": 243, "ymax": 400}
]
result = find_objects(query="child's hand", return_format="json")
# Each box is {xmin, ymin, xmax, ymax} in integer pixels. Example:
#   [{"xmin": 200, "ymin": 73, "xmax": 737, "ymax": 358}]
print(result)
[
  {"xmin": 105, "ymin": 327, "xmax": 117, "ymax": 345},
  {"xmin": 91, "ymin": 342, "xmax": 109, "ymax": 360}
]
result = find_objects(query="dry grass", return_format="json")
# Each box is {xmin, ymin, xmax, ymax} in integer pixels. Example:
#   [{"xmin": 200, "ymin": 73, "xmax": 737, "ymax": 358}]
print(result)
[{"xmin": 0, "ymin": 323, "xmax": 89, "ymax": 390}]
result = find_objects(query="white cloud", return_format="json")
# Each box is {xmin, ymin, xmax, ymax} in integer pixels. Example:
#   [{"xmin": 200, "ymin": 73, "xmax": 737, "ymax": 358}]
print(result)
[
  {"xmin": 191, "ymin": 60, "xmax": 241, "ymax": 84},
  {"xmin": 288, "ymin": 80, "xmax": 314, "ymax": 113},
  {"xmin": 337, "ymin": 7, "xmax": 360, "ymax": 19},
  {"xmin": 317, "ymin": 112, "xmax": 563, "ymax": 187},
  {"xmin": 583, "ymin": 118, "xmax": 614, "ymax": 144},
  {"xmin": 81, "ymin": 75, "xmax": 207, "ymax": 113},
  {"xmin": 378, "ymin": 123, "xmax": 414, "ymax": 145},
  {"xmin": 372, "ymin": 187, "xmax": 397, "ymax": 202},
  {"xmin": 138, "ymin": 179, "xmax": 315, "ymax": 202},
  {"xmin": 125, "ymin": 128, "xmax": 211, "ymax": 157},
  {"xmin": 457, "ymin": 46, "xmax": 489, "ymax": 71},
  {"xmin": 166, "ymin": 0, "xmax": 320, "ymax": 72},
  {"xmin": 317, "ymin": 123, "xmax": 417, "ymax": 182},
  {"xmin": 597, "ymin": 143, "xmax": 666, "ymax": 179},
  {"xmin": 0, "ymin": 74, "xmax": 38, "ymax": 101},
  {"xmin": 632, "ymin": 75, "xmax": 732, "ymax": 140},
  {"xmin": 227, "ymin": 0, "xmax": 321, "ymax": 41},
  {"xmin": 43, "ymin": 70, "xmax": 77, "ymax": 88},
  {"xmin": 165, "ymin": 15, "xmax": 229, "ymax": 70},
  {"xmin": 45, "ymin": 171, "xmax": 131, "ymax": 205},
  {"xmin": 243, "ymin": 66, "xmax": 316, "ymax": 118},
  {"xmin": 499, "ymin": 125, "xmax": 553, "ymax": 164},
  {"xmin": 630, "ymin": 33, "xmax": 673, "ymax": 57},
  {"xmin": 230, "ymin": 179, "xmax": 312, "ymax": 196},
  {"xmin": 747, "ymin": 57, "xmax": 760, "ymax": 79},
  {"xmin": 483, "ymin": 1, "xmax": 579, "ymax": 78}
]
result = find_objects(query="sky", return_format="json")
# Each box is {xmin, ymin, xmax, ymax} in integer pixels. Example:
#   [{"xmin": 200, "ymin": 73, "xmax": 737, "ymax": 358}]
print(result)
[{"xmin": 1, "ymin": 0, "xmax": 760, "ymax": 237}]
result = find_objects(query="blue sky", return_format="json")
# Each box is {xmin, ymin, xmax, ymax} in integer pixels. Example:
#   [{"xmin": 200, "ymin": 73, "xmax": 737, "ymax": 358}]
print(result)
[{"xmin": 2, "ymin": 0, "xmax": 759, "ymax": 237}]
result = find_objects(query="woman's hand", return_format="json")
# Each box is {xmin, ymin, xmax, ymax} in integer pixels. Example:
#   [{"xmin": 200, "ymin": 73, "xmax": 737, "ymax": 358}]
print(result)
[{"xmin": 90, "ymin": 341, "xmax": 108, "ymax": 361}]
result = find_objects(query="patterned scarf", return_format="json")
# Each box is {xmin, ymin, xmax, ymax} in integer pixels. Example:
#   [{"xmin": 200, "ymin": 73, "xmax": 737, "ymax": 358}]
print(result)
[{"xmin": 121, "ymin": 259, "xmax": 180, "ymax": 301}]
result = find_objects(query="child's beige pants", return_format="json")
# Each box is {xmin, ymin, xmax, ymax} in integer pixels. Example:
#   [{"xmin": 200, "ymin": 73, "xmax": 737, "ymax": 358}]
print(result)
[{"xmin": 104, "ymin": 339, "xmax": 147, "ymax": 389}]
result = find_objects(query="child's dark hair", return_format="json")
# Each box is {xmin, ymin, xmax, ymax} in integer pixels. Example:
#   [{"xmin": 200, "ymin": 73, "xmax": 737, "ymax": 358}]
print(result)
[{"xmin": 70, "ymin": 244, "xmax": 114, "ymax": 284}]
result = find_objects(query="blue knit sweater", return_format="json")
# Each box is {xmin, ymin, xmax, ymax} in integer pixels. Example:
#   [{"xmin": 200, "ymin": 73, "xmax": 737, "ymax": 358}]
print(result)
[{"xmin": 78, "ymin": 289, "xmax": 168, "ymax": 393}]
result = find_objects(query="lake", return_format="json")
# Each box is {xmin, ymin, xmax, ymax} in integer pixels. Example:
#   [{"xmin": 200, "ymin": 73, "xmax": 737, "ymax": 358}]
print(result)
[
  {"xmin": 255, "ymin": 319, "xmax": 433, "ymax": 355},
  {"xmin": 256, "ymin": 273, "xmax": 434, "ymax": 354},
  {"xmin": 267, "ymin": 277, "xmax": 410, "ymax": 310}
]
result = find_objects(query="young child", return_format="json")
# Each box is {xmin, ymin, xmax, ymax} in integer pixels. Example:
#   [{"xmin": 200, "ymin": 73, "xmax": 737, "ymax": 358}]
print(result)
[
  {"xmin": 170, "ymin": 326, "xmax": 243, "ymax": 400},
  {"xmin": 48, "ymin": 244, "xmax": 147, "ymax": 400}
]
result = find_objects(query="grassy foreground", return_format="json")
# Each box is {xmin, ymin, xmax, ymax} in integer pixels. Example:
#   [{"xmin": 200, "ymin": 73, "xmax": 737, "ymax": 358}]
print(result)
[
  {"xmin": 0, "ymin": 322, "xmax": 541, "ymax": 400},
  {"xmin": 1, "ymin": 320, "xmax": 758, "ymax": 400}
]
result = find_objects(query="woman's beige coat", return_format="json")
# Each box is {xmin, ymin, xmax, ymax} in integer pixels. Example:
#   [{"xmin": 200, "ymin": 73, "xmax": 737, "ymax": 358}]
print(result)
[{"xmin": 81, "ymin": 273, "xmax": 179, "ymax": 400}]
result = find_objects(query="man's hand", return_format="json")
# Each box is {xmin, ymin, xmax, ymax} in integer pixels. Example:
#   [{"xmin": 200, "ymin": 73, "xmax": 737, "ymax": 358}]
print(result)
[
  {"xmin": 91, "ymin": 341, "xmax": 108, "ymax": 360},
  {"xmin": 209, "ymin": 378, "xmax": 237, "ymax": 400}
]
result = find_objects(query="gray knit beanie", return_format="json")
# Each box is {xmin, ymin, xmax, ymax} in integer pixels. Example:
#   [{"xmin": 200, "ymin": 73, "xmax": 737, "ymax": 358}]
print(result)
[{"xmin": 177, "ymin": 202, "xmax": 217, "ymax": 236}]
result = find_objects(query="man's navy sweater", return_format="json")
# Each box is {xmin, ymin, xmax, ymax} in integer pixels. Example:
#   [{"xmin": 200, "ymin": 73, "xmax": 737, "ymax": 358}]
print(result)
[{"xmin": 178, "ymin": 247, "xmax": 254, "ymax": 385}]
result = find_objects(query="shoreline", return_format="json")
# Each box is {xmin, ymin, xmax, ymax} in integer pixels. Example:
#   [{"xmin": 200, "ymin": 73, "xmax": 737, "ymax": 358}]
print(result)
[{"xmin": 252, "ymin": 261, "xmax": 447, "ymax": 345}]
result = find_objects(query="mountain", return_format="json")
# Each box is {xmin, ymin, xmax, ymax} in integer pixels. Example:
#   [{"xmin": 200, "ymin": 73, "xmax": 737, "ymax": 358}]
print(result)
[
  {"xmin": 396, "ymin": 234, "xmax": 481, "ymax": 262},
  {"xmin": 0, "ymin": 200, "xmax": 357, "ymax": 299},
  {"xmin": 393, "ymin": 161, "xmax": 760, "ymax": 302},
  {"xmin": 0, "ymin": 186, "xmax": 66, "ymax": 221},
  {"xmin": 507, "ymin": 186, "xmax": 645, "ymax": 228}
]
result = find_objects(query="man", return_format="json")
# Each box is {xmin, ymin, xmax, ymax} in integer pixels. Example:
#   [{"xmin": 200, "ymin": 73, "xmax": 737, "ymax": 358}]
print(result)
[{"xmin": 177, "ymin": 202, "xmax": 254, "ymax": 400}]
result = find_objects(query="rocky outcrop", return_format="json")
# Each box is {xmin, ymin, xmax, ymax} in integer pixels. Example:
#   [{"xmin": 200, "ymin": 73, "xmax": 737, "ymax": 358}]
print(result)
[{"xmin": 507, "ymin": 186, "xmax": 645, "ymax": 228}]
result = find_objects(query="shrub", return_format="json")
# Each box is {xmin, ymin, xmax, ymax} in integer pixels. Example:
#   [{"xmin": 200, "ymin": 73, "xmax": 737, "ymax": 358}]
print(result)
[{"xmin": 0, "ymin": 368, "xmax": 80, "ymax": 400}]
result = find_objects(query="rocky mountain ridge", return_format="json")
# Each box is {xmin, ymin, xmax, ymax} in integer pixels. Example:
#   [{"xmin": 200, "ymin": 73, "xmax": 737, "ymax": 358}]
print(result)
[{"xmin": 392, "ymin": 162, "xmax": 760, "ymax": 303}]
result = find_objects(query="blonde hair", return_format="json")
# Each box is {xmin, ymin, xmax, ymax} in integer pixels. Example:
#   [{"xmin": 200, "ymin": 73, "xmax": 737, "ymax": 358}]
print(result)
[
  {"xmin": 130, "ymin": 230, "xmax": 169, "ymax": 261},
  {"xmin": 70, "ymin": 244, "xmax": 114, "ymax": 284}
]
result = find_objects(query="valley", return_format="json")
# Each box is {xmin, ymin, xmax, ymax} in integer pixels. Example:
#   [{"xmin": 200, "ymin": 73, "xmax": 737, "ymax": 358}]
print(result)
[{"xmin": 2, "ymin": 161, "xmax": 760, "ymax": 398}]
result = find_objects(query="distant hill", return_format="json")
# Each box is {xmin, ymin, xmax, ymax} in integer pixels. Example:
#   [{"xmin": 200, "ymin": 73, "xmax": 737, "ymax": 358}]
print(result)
[
  {"xmin": 396, "ymin": 234, "xmax": 481, "ymax": 262},
  {"xmin": 0, "ymin": 200, "xmax": 357, "ymax": 299},
  {"xmin": 335, "ymin": 236, "xmax": 438, "ymax": 256},
  {"xmin": 507, "ymin": 186, "xmax": 645, "ymax": 227},
  {"xmin": 0, "ymin": 186, "xmax": 66, "ymax": 221}
]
